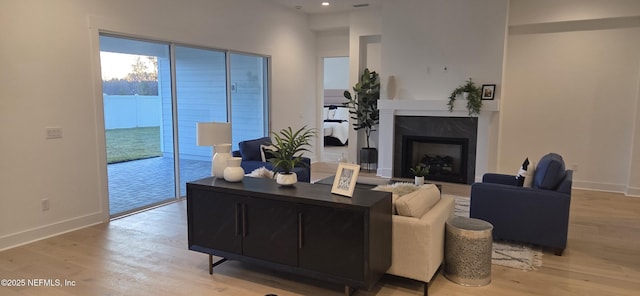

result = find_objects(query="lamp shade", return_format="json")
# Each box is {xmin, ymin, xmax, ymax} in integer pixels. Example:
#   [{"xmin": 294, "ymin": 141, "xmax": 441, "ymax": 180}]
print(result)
[{"xmin": 196, "ymin": 122, "xmax": 231, "ymax": 146}]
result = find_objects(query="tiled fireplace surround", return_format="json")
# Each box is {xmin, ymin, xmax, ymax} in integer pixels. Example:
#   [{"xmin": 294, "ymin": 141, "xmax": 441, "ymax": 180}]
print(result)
[{"xmin": 377, "ymin": 99, "xmax": 499, "ymax": 182}]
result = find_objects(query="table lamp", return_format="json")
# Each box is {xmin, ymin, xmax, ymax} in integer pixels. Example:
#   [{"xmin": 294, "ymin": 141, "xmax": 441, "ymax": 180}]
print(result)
[{"xmin": 197, "ymin": 122, "xmax": 232, "ymax": 177}]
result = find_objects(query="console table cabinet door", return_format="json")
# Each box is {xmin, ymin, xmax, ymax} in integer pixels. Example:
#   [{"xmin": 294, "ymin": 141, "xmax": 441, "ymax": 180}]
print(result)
[
  {"xmin": 241, "ymin": 197, "xmax": 298, "ymax": 266},
  {"xmin": 298, "ymin": 205, "xmax": 365, "ymax": 281},
  {"xmin": 188, "ymin": 189, "xmax": 242, "ymax": 254}
]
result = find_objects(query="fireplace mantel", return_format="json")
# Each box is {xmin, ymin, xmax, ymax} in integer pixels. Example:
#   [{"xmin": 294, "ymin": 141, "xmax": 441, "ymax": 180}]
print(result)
[
  {"xmin": 377, "ymin": 99, "xmax": 500, "ymax": 181},
  {"xmin": 379, "ymin": 99, "xmax": 500, "ymax": 115}
]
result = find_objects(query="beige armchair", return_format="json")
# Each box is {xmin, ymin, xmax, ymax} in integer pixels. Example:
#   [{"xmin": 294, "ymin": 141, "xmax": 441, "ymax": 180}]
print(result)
[{"xmin": 386, "ymin": 193, "xmax": 455, "ymax": 296}]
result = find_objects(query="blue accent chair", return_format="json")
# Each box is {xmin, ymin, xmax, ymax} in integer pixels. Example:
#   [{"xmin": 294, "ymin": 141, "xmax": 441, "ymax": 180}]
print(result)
[
  {"xmin": 232, "ymin": 137, "xmax": 311, "ymax": 183},
  {"xmin": 470, "ymin": 153, "xmax": 572, "ymax": 255}
]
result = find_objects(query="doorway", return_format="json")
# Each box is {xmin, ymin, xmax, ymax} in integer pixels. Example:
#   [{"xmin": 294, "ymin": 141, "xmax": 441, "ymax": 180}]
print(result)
[{"xmin": 322, "ymin": 57, "xmax": 349, "ymax": 163}]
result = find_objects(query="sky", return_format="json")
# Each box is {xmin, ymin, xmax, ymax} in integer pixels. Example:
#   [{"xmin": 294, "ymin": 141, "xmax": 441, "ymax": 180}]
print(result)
[{"xmin": 100, "ymin": 52, "xmax": 155, "ymax": 80}]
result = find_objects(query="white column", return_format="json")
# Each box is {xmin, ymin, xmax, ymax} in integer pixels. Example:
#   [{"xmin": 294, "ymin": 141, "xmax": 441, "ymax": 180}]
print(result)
[{"xmin": 377, "ymin": 108, "xmax": 395, "ymax": 177}]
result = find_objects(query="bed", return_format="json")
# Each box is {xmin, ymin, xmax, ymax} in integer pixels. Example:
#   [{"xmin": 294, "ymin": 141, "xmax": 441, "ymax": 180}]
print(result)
[
  {"xmin": 323, "ymin": 106, "xmax": 350, "ymax": 146},
  {"xmin": 323, "ymin": 89, "xmax": 350, "ymax": 146}
]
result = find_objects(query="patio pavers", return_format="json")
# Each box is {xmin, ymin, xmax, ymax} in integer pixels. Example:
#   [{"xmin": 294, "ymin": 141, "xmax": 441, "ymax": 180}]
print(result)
[{"xmin": 107, "ymin": 156, "xmax": 210, "ymax": 216}]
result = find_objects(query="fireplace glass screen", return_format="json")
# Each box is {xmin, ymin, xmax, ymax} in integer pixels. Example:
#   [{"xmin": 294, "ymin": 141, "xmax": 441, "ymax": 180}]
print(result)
[{"xmin": 402, "ymin": 136, "xmax": 468, "ymax": 184}]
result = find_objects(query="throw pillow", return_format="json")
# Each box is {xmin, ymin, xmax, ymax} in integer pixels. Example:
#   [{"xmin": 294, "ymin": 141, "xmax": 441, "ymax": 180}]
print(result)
[
  {"xmin": 260, "ymin": 144, "xmax": 276, "ymax": 162},
  {"xmin": 533, "ymin": 153, "xmax": 566, "ymax": 190},
  {"xmin": 372, "ymin": 182, "xmax": 422, "ymax": 214},
  {"xmin": 372, "ymin": 182, "xmax": 420, "ymax": 196},
  {"xmin": 395, "ymin": 184, "xmax": 441, "ymax": 218},
  {"xmin": 523, "ymin": 160, "xmax": 536, "ymax": 187},
  {"xmin": 515, "ymin": 158, "xmax": 535, "ymax": 187},
  {"xmin": 238, "ymin": 137, "xmax": 271, "ymax": 161}
]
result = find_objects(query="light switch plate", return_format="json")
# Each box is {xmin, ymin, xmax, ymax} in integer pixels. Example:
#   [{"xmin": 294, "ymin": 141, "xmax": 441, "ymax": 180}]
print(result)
[{"xmin": 46, "ymin": 127, "xmax": 62, "ymax": 139}]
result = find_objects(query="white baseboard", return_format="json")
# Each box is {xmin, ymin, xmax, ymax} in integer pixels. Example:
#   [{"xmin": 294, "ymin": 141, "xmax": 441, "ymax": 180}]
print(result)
[
  {"xmin": 572, "ymin": 180, "xmax": 640, "ymax": 197},
  {"xmin": 625, "ymin": 186, "xmax": 640, "ymax": 197},
  {"xmin": 0, "ymin": 212, "xmax": 106, "ymax": 251}
]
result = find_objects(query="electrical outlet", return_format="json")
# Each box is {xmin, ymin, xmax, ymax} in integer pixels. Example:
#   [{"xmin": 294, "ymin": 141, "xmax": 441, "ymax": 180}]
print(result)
[
  {"xmin": 46, "ymin": 127, "xmax": 63, "ymax": 139},
  {"xmin": 41, "ymin": 199, "xmax": 50, "ymax": 211}
]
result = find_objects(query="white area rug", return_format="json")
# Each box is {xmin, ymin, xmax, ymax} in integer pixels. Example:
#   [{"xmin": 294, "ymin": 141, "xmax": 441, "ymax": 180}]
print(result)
[{"xmin": 448, "ymin": 194, "xmax": 543, "ymax": 271}]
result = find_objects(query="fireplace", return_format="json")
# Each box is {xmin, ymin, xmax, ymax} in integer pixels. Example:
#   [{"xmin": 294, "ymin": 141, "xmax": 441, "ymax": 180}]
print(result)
[
  {"xmin": 401, "ymin": 136, "xmax": 469, "ymax": 184},
  {"xmin": 377, "ymin": 99, "xmax": 498, "ymax": 182},
  {"xmin": 393, "ymin": 116, "xmax": 477, "ymax": 185}
]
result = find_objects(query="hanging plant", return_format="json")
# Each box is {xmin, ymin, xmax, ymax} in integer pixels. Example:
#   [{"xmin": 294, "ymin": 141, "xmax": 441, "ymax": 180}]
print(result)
[{"xmin": 447, "ymin": 78, "xmax": 482, "ymax": 117}]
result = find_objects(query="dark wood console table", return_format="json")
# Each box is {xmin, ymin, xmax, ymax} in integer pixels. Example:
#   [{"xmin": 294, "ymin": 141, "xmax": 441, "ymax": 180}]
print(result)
[{"xmin": 186, "ymin": 177, "xmax": 392, "ymax": 295}]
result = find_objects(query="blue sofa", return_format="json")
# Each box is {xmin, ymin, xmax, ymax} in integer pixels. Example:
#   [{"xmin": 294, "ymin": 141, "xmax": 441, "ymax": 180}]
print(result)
[
  {"xmin": 470, "ymin": 153, "xmax": 572, "ymax": 255},
  {"xmin": 232, "ymin": 137, "xmax": 311, "ymax": 183}
]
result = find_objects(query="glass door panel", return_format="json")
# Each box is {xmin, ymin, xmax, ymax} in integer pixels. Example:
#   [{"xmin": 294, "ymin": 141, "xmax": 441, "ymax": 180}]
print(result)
[
  {"xmin": 99, "ymin": 35, "xmax": 175, "ymax": 217},
  {"xmin": 230, "ymin": 53, "xmax": 269, "ymax": 149},
  {"xmin": 175, "ymin": 46, "xmax": 228, "ymax": 196}
]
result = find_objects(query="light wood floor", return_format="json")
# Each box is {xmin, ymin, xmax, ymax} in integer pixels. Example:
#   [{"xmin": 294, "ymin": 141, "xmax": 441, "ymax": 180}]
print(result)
[{"xmin": 1, "ymin": 163, "xmax": 639, "ymax": 295}]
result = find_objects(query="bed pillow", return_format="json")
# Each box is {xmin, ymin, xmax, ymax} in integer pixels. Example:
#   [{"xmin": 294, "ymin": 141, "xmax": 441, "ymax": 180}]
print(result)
[
  {"xmin": 323, "ymin": 107, "xmax": 329, "ymax": 120},
  {"xmin": 327, "ymin": 108, "xmax": 337, "ymax": 120},
  {"xmin": 333, "ymin": 107, "xmax": 350, "ymax": 121}
]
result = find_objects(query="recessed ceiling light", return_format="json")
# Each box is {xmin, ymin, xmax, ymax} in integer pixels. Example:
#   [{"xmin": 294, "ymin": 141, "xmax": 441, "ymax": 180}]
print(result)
[{"xmin": 322, "ymin": 2, "xmax": 330, "ymax": 6}]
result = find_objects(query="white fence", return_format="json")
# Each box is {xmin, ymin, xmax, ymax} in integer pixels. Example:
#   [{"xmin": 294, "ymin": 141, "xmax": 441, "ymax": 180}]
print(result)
[{"xmin": 104, "ymin": 95, "xmax": 161, "ymax": 129}]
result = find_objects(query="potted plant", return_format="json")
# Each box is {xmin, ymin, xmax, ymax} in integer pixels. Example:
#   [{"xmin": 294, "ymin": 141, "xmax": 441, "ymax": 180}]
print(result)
[
  {"xmin": 410, "ymin": 164, "xmax": 430, "ymax": 186},
  {"xmin": 343, "ymin": 68, "xmax": 380, "ymax": 167},
  {"xmin": 268, "ymin": 126, "xmax": 316, "ymax": 186},
  {"xmin": 447, "ymin": 78, "xmax": 482, "ymax": 117}
]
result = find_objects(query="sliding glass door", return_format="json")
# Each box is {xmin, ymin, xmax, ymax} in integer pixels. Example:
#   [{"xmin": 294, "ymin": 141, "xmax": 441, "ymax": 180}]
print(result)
[
  {"xmin": 100, "ymin": 35, "xmax": 176, "ymax": 216},
  {"xmin": 174, "ymin": 46, "xmax": 228, "ymax": 196},
  {"xmin": 229, "ymin": 53, "xmax": 269, "ymax": 148},
  {"xmin": 99, "ymin": 34, "xmax": 270, "ymax": 217}
]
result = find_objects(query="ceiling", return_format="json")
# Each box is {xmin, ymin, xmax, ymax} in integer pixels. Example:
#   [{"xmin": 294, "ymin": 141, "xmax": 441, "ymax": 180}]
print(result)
[{"xmin": 269, "ymin": 0, "xmax": 381, "ymax": 15}]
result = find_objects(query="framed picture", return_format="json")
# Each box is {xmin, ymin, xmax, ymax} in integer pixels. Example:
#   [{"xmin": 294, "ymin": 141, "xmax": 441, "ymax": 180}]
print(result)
[
  {"xmin": 481, "ymin": 84, "xmax": 496, "ymax": 100},
  {"xmin": 331, "ymin": 163, "xmax": 361, "ymax": 197}
]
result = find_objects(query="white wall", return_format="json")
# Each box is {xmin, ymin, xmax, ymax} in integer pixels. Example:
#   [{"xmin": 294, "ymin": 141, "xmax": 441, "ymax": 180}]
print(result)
[
  {"xmin": 323, "ymin": 57, "xmax": 349, "ymax": 90},
  {"xmin": 381, "ymin": 0, "xmax": 509, "ymax": 101},
  {"xmin": 379, "ymin": 0, "xmax": 507, "ymax": 174},
  {"xmin": 501, "ymin": 0, "xmax": 640, "ymax": 195},
  {"xmin": 0, "ymin": 0, "xmax": 316, "ymax": 250},
  {"xmin": 346, "ymin": 9, "xmax": 382, "ymax": 163}
]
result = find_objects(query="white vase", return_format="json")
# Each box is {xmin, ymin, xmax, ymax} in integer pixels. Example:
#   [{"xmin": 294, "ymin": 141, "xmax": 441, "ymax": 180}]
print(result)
[
  {"xmin": 223, "ymin": 157, "xmax": 244, "ymax": 182},
  {"xmin": 276, "ymin": 172, "xmax": 297, "ymax": 186},
  {"xmin": 212, "ymin": 144, "xmax": 232, "ymax": 177},
  {"xmin": 415, "ymin": 176, "xmax": 425, "ymax": 186},
  {"xmin": 462, "ymin": 92, "xmax": 469, "ymax": 100}
]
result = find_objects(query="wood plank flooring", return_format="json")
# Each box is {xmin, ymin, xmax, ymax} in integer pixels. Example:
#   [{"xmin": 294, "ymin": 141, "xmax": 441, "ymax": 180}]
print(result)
[{"xmin": 0, "ymin": 163, "xmax": 639, "ymax": 295}]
